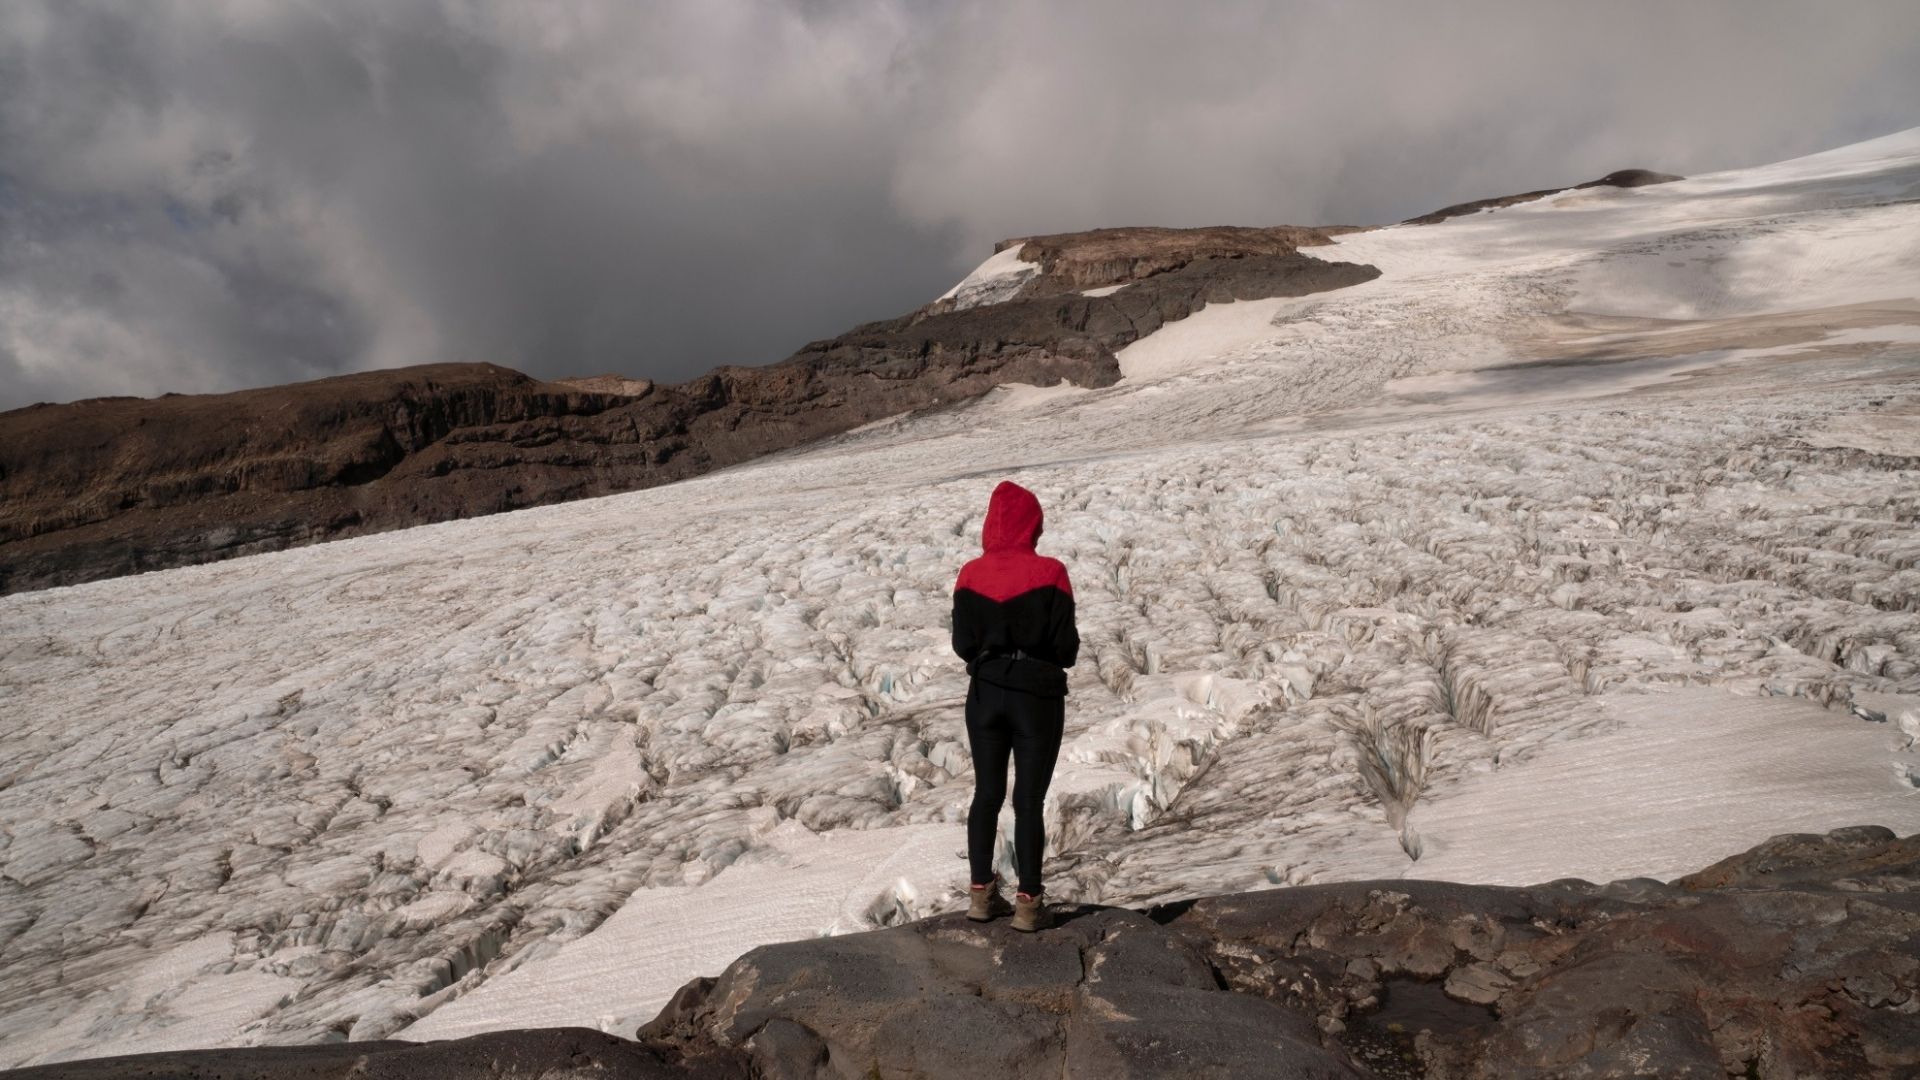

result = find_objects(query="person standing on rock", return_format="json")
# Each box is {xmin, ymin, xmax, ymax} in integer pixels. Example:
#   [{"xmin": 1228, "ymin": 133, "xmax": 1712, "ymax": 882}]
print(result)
[{"xmin": 951, "ymin": 480, "xmax": 1080, "ymax": 931}]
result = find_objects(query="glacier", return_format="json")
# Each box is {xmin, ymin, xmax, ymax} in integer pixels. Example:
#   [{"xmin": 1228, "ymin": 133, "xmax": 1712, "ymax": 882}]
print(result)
[{"xmin": 2, "ymin": 129, "xmax": 1920, "ymax": 1065}]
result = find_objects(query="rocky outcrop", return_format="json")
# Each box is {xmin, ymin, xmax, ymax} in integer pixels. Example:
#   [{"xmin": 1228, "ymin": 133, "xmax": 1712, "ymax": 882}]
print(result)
[
  {"xmin": 983, "ymin": 224, "xmax": 1362, "ymax": 299},
  {"xmin": 554, "ymin": 373, "xmax": 658, "ymax": 396},
  {"xmin": 1403, "ymin": 169, "xmax": 1684, "ymax": 226},
  {"xmin": 10, "ymin": 827, "xmax": 1914, "ymax": 1079},
  {"xmin": 0, "ymin": 249, "xmax": 1377, "ymax": 594},
  {"xmin": 645, "ymin": 824, "xmax": 1919, "ymax": 1079}
]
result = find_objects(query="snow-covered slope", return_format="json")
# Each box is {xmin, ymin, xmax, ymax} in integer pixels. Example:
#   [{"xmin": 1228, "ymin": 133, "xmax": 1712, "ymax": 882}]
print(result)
[
  {"xmin": 4, "ymin": 130, "xmax": 1920, "ymax": 1066},
  {"xmin": 933, "ymin": 242, "xmax": 1042, "ymax": 310}
]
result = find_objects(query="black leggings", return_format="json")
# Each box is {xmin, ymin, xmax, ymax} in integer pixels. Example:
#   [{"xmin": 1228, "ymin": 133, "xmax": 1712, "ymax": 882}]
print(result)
[{"xmin": 964, "ymin": 678, "xmax": 1065, "ymax": 896}]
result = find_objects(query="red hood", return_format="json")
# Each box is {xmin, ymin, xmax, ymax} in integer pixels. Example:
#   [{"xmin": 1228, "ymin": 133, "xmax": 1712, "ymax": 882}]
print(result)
[{"xmin": 981, "ymin": 481, "xmax": 1044, "ymax": 553}]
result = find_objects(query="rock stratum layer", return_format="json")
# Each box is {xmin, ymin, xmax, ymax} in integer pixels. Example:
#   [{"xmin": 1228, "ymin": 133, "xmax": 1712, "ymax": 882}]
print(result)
[
  {"xmin": 10, "ymin": 827, "xmax": 1916, "ymax": 1080},
  {"xmin": 1401, "ymin": 169, "xmax": 1683, "ymax": 226},
  {"xmin": 0, "ymin": 249, "xmax": 1377, "ymax": 594}
]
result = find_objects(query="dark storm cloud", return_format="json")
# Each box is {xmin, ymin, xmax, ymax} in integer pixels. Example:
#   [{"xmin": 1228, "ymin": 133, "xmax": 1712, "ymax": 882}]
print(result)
[{"xmin": 2, "ymin": 0, "xmax": 1917, "ymax": 409}]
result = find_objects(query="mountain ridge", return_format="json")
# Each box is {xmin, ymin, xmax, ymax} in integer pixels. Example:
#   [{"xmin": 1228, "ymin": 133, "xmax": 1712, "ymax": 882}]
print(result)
[
  {"xmin": 0, "ymin": 166, "xmax": 1683, "ymax": 594},
  {"xmin": 1, "ymin": 246, "xmax": 1378, "ymax": 593}
]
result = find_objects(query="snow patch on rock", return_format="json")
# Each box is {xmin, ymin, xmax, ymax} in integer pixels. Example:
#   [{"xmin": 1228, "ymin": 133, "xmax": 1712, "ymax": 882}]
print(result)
[{"xmin": 935, "ymin": 244, "xmax": 1041, "ymax": 311}]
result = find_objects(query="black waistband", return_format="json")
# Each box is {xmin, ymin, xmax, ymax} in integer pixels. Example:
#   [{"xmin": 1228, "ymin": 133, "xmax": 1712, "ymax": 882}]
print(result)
[{"xmin": 968, "ymin": 648, "xmax": 1068, "ymax": 696}]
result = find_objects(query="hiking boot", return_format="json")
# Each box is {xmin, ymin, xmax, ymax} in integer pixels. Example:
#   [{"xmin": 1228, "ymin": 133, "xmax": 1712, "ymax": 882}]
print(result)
[
  {"xmin": 1011, "ymin": 891, "xmax": 1050, "ymax": 933},
  {"xmin": 967, "ymin": 878, "xmax": 1013, "ymax": 922}
]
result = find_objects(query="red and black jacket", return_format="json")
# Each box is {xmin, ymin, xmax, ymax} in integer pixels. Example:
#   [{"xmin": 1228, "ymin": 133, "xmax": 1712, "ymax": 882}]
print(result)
[{"xmin": 952, "ymin": 481, "xmax": 1079, "ymax": 697}]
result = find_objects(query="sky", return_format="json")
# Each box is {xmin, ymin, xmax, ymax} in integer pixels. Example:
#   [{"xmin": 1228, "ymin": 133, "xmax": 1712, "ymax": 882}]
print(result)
[{"xmin": 1, "ymin": 1, "xmax": 1917, "ymax": 410}]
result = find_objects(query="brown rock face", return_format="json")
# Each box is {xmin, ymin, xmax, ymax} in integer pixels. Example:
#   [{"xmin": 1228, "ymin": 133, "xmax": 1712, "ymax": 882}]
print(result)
[
  {"xmin": 0, "ymin": 245, "xmax": 1377, "ymax": 594},
  {"xmin": 554, "ymin": 373, "xmax": 657, "ymax": 396},
  {"xmin": 7, "ymin": 827, "xmax": 1913, "ymax": 1080},
  {"xmin": 1005, "ymin": 224, "xmax": 1364, "ymax": 293},
  {"xmin": 2, "ymin": 364, "xmax": 650, "ymax": 593}
]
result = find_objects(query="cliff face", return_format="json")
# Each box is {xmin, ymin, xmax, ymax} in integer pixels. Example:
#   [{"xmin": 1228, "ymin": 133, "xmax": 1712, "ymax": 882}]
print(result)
[
  {"xmin": 0, "ymin": 242, "xmax": 1378, "ymax": 594},
  {"xmin": 1, "ymin": 364, "xmax": 654, "ymax": 592},
  {"xmin": 6, "ymin": 827, "xmax": 1914, "ymax": 1080}
]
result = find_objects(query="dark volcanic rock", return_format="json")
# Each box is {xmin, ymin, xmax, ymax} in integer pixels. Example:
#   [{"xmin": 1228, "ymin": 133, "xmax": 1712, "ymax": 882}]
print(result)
[
  {"xmin": 0, "ymin": 1027, "xmax": 749, "ymax": 1079},
  {"xmin": 1403, "ymin": 169, "xmax": 1683, "ymax": 225},
  {"xmin": 1673, "ymin": 823, "xmax": 1920, "ymax": 891},
  {"xmin": 2, "ymin": 827, "xmax": 1914, "ymax": 1079},
  {"xmin": 0, "ymin": 250, "xmax": 1376, "ymax": 594},
  {"xmin": 642, "ymin": 905, "xmax": 1363, "ymax": 1079}
]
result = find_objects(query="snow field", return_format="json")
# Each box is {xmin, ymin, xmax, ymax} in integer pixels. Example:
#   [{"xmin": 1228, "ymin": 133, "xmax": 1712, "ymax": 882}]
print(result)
[
  {"xmin": 401, "ymin": 820, "xmax": 960, "ymax": 1041},
  {"xmin": 1403, "ymin": 688, "xmax": 1920, "ymax": 887},
  {"xmin": 5, "ymin": 385, "xmax": 1916, "ymax": 1059}
]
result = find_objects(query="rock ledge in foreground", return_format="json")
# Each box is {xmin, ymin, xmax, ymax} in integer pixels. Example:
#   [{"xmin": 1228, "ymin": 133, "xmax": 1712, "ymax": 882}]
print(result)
[{"xmin": 8, "ymin": 826, "xmax": 1915, "ymax": 1079}]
